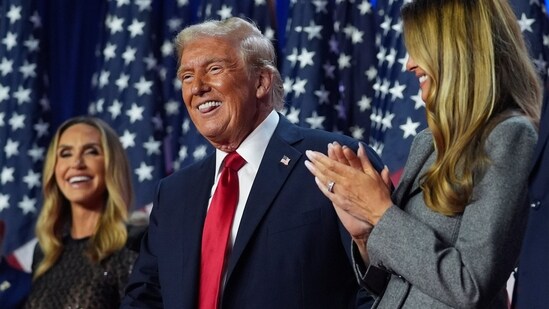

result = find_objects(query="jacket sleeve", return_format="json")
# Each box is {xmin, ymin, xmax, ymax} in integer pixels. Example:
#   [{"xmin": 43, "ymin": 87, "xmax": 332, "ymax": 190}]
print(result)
[
  {"xmin": 120, "ymin": 182, "xmax": 164, "ymax": 309},
  {"xmin": 352, "ymin": 240, "xmax": 390, "ymax": 297}
]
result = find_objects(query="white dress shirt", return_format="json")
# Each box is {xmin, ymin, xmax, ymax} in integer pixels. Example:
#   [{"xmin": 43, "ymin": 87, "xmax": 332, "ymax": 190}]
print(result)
[{"xmin": 209, "ymin": 110, "xmax": 279, "ymax": 251}]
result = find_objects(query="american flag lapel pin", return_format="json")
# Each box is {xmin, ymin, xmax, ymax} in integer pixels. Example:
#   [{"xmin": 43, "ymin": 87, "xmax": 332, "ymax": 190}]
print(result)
[
  {"xmin": 280, "ymin": 155, "xmax": 290, "ymax": 166},
  {"xmin": 0, "ymin": 280, "xmax": 11, "ymax": 291}
]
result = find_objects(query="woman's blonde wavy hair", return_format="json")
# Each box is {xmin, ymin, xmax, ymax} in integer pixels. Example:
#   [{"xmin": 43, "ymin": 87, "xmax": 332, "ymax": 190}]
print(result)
[
  {"xmin": 34, "ymin": 116, "xmax": 133, "ymax": 279},
  {"xmin": 401, "ymin": 0, "xmax": 541, "ymax": 216}
]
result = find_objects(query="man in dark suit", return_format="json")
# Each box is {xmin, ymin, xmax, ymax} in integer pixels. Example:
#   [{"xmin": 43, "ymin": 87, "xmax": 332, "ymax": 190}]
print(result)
[
  {"xmin": 513, "ymin": 94, "xmax": 549, "ymax": 308},
  {"xmin": 121, "ymin": 17, "xmax": 384, "ymax": 309}
]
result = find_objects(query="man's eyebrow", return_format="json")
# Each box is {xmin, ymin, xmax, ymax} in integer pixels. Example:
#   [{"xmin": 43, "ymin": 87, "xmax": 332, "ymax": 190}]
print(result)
[{"xmin": 178, "ymin": 57, "xmax": 229, "ymax": 75}]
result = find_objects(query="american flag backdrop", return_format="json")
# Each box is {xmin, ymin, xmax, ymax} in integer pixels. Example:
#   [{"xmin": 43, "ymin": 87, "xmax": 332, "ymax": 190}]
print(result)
[
  {"xmin": 0, "ymin": 0, "xmax": 48, "ymax": 272},
  {"xmin": 88, "ymin": 0, "xmax": 167, "ymax": 208},
  {"xmin": 0, "ymin": 0, "xmax": 548, "ymax": 295},
  {"xmin": 197, "ymin": 0, "xmax": 275, "ymax": 36},
  {"xmin": 159, "ymin": 0, "xmax": 208, "ymax": 172},
  {"xmin": 368, "ymin": 0, "xmax": 426, "ymax": 184},
  {"xmin": 334, "ymin": 0, "xmax": 377, "ymax": 142},
  {"xmin": 281, "ymin": 0, "xmax": 378, "ymax": 143},
  {"xmin": 281, "ymin": 0, "xmax": 341, "ymax": 132},
  {"xmin": 511, "ymin": 0, "xmax": 549, "ymax": 84}
]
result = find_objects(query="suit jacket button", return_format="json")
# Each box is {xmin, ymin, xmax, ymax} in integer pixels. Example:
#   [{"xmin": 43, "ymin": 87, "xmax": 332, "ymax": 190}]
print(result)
[{"xmin": 530, "ymin": 200, "xmax": 541, "ymax": 209}]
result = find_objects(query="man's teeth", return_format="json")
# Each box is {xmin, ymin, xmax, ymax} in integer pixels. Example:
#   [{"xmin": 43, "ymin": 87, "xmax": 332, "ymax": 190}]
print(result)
[
  {"xmin": 198, "ymin": 101, "xmax": 221, "ymax": 111},
  {"xmin": 69, "ymin": 176, "xmax": 91, "ymax": 184},
  {"xmin": 419, "ymin": 75, "xmax": 428, "ymax": 83}
]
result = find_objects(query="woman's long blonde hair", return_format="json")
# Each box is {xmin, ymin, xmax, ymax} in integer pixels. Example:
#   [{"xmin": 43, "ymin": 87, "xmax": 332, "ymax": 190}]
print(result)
[
  {"xmin": 401, "ymin": 0, "xmax": 541, "ymax": 215},
  {"xmin": 34, "ymin": 116, "xmax": 133, "ymax": 279}
]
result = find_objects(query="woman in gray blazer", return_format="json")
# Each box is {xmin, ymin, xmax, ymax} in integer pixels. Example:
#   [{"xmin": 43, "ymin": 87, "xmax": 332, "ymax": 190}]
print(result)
[{"xmin": 305, "ymin": 0, "xmax": 542, "ymax": 308}]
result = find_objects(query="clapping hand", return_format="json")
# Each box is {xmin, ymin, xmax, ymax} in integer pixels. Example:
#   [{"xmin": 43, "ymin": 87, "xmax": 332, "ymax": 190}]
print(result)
[{"xmin": 305, "ymin": 142, "xmax": 393, "ymax": 239}]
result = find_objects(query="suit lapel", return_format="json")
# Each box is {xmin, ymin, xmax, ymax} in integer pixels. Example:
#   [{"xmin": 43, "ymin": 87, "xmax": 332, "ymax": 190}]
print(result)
[
  {"xmin": 186, "ymin": 154, "xmax": 216, "ymax": 230},
  {"xmin": 392, "ymin": 132, "xmax": 434, "ymax": 206},
  {"xmin": 225, "ymin": 117, "xmax": 303, "ymax": 279},
  {"xmin": 156, "ymin": 155, "xmax": 214, "ymax": 306},
  {"xmin": 178, "ymin": 155, "xmax": 215, "ymax": 298}
]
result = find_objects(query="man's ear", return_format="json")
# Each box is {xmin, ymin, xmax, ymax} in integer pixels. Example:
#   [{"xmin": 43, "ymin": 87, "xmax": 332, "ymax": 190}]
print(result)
[{"xmin": 256, "ymin": 69, "xmax": 273, "ymax": 99}]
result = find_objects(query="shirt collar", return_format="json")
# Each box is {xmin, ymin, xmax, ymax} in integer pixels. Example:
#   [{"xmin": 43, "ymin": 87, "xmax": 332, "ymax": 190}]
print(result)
[{"xmin": 215, "ymin": 110, "xmax": 279, "ymax": 173}]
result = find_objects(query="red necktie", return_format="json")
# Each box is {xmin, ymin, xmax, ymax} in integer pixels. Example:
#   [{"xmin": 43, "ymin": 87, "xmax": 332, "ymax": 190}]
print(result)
[{"xmin": 199, "ymin": 152, "xmax": 246, "ymax": 309}]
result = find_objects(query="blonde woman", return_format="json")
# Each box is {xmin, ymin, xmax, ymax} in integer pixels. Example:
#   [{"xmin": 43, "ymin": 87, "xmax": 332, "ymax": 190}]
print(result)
[
  {"xmin": 25, "ymin": 116, "xmax": 137, "ymax": 309},
  {"xmin": 305, "ymin": 0, "xmax": 541, "ymax": 307}
]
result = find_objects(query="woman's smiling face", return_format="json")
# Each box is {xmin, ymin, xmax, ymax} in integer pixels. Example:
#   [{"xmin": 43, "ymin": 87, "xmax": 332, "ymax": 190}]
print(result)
[
  {"xmin": 406, "ymin": 55, "xmax": 431, "ymax": 102},
  {"xmin": 54, "ymin": 123, "xmax": 106, "ymax": 210}
]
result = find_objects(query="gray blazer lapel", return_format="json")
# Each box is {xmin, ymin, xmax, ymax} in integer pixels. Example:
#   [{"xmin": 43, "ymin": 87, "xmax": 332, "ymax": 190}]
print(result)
[{"xmin": 392, "ymin": 130, "xmax": 434, "ymax": 206}]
